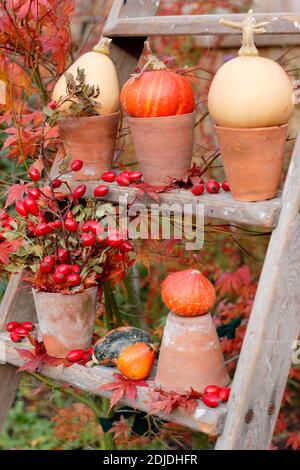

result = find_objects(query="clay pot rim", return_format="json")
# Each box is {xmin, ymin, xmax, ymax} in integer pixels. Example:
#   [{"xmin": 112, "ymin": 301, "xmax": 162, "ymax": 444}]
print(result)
[
  {"xmin": 127, "ymin": 110, "xmax": 196, "ymax": 122},
  {"xmin": 214, "ymin": 123, "xmax": 288, "ymax": 132},
  {"xmin": 32, "ymin": 286, "xmax": 98, "ymax": 297},
  {"xmin": 58, "ymin": 111, "xmax": 120, "ymax": 124}
]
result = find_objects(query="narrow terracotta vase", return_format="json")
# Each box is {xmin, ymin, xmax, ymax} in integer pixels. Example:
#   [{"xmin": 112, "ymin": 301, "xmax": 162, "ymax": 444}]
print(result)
[
  {"xmin": 32, "ymin": 287, "xmax": 98, "ymax": 358},
  {"xmin": 128, "ymin": 112, "xmax": 195, "ymax": 186},
  {"xmin": 58, "ymin": 112, "xmax": 120, "ymax": 181},
  {"xmin": 214, "ymin": 124, "xmax": 288, "ymax": 202},
  {"xmin": 155, "ymin": 312, "xmax": 229, "ymax": 394}
]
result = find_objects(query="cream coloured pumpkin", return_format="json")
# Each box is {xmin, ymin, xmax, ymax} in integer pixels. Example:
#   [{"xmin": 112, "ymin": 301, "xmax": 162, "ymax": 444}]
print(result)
[
  {"xmin": 52, "ymin": 37, "xmax": 119, "ymax": 116},
  {"xmin": 208, "ymin": 10, "xmax": 294, "ymax": 129}
]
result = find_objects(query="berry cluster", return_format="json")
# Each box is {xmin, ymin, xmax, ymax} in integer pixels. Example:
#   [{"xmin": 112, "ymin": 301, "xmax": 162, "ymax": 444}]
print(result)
[
  {"xmin": 6, "ymin": 321, "xmax": 34, "ymax": 343},
  {"xmin": 66, "ymin": 347, "xmax": 94, "ymax": 364},
  {"xmin": 192, "ymin": 180, "xmax": 230, "ymax": 196},
  {"xmin": 93, "ymin": 170, "xmax": 143, "ymax": 197},
  {"xmin": 202, "ymin": 384, "xmax": 231, "ymax": 408}
]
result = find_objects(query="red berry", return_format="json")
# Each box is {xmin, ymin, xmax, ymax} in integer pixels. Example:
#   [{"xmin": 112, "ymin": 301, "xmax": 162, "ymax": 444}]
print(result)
[
  {"xmin": 24, "ymin": 197, "xmax": 39, "ymax": 216},
  {"xmin": 67, "ymin": 349, "xmax": 85, "ymax": 362},
  {"xmin": 16, "ymin": 200, "xmax": 28, "ymax": 217},
  {"xmin": 57, "ymin": 249, "xmax": 68, "ymax": 263},
  {"xmin": 6, "ymin": 321, "xmax": 20, "ymax": 333},
  {"xmin": 21, "ymin": 321, "xmax": 34, "ymax": 332},
  {"xmin": 82, "ymin": 233, "xmax": 96, "ymax": 247},
  {"xmin": 202, "ymin": 394, "xmax": 219, "ymax": 408},
  {"xmin": 29, "ymin": 167, "xmax": 40, "ymax": 182},
  {"xmin": 55, "ymin": 264, "xmax": 71, "ymax": 275},
  {"xmin": 28, "ymin": 187, "xmax": 41, "ymax": 199},
  {"xmin": 66, "ymin": 210, "xmax": 74, "ymax": 219},
  {"xmin": 81, "ymin": 222, "xmax": 91, "ymax": 233},
  {"xmin": 73, "ymin": 185, "xmax": 86, "ymax": 199},
  {"xmin": 121, "ymin": 241, "xmax": 133, "ymax": 253},
  {"xmin": 10, "ymin": 331, "xmax": 22, "ymax": 343},
  {"xmin": 40, "ymin": 261, "xmax": 53, "ymax": 274},
  {"xmin": 71, "ymin": 160, "xmax": 83, "ymax": 172},
  {"xmin": 35, "ymin": 223, "xmax": 53, "ymax": 236},
  {"xmin": 43, "ymin": 255, "xmax": 55, "ymax": 266},
  {"xmin": 94, "ymin": 185, "xmax": 109, "ymax": 198},
  {"xmin": 128, "ymin": 171, "xmax": 142, "ymax": 183},
  {"xmin": 52, "ymin": 178, "xmax": 62, "ymax": 189},
  {"xmin": 107, "ymin": 230, "xmax": 123, "ymax": 247},
  {"xmin": 218, "ymin": 387, "xmax": 231, "ymax": 403},
  {"xmin": 66, "ymin": 273, "xmax": 81, "ymax": 287},
  {"xmin": 192, "ymin": 184, "xmax": 205, "ymax": 196},
  {"xmin": 221, "ymin": 180, "xmax": 230, "ymax": 192},
  {"xmin": 81, "ymin": 352, "xmax": 91, "ymax": 363},
  {"xmin": 53, "ymin": 272, "xmax": 66, "ymax": 284},
  {"xmin": 54, "ymin": 220, "xmax": 62, "ymax": 228},
  {"xmin": 0, "ymin": 211, "xmax": 9, "ymax": 220},
  {"xmin": 71, "ymin": 264, "xmax": 81, "ymax": 274},
  {"xmin": 48, "ymin": 100, "xmax": 57, "ymax": 110},
  {"xmin": 14, "ymin": 326, "xmax": 29, "ymax": 337},
  {"xmin": 204, "ymin": 385, "xmax": 221, "ymax": 395},
  {"xmin": 120, "ymin": 171, "xmax": 131, "ymax": 178},
  {"xmin": 65, "ymin": 218, "xmax": 78, "ymax": 232},
  {"xmin": 115, "ymin": 252, "xmax": 129, "ymax": 263},
  {"xmin": 116, "ymin": 174, "xmax": 130, "ymax": 187},
  {"xmin": 87, "ymin": 347, "xmax": 94, "ymax": 356},
  {"xmin": 88, "ymin": 221, "xmax": 104, "ymax": 236},
  {"xmin": 101, "ymin": 171, "xmax": 116, "ymax": 183},
  {"xmin": 206, "ymin": 180, "xmax": 220, "ymax": 194}
]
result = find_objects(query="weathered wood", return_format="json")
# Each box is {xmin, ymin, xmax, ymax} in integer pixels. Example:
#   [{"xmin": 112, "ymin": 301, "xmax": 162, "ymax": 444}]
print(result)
[
  {"xmin": 0, "ymin": 331, "xmax": 227, "ymax": 437},
  {"xmin": 216, "ymin": 133, "xmax": 300, "ymax": 450},
  {"xmin": 0, "ymin": 273, "xmax": 36, "ymax": 431},
  {"xmin": 104, "ymin": 12, "xmax": 300, "ymax": 37},
  {"xmin": 104, "ymin": 0, "xmax": 159, "ymax": 87},
  {"xmin": 60, "ymin": 174, "xmax": 282, "ymax": 228}
]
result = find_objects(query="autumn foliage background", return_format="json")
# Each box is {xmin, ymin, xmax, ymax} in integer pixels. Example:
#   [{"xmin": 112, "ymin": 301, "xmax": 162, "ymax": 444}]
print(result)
[{"xmin": 0, "ymin": 0, "xmax": 299, "ymax": 450}]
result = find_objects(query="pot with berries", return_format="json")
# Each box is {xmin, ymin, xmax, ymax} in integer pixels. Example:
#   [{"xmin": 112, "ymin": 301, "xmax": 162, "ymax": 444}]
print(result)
[
  {"xmin": 50, "ymin": 37, "xmax": 120, "ymax": 181},
  {"xmin": 0, "ymin": 158, "xmax": 134, "ymax": 358},
  {"xmin": 208, "ymin": 10, "xmax": 294, "ymax": 201},
  {"xmin": 120, "ymin": 42, "xmax": 195, "ymax": 186},
  {"xmin": 155, "ymin": 269, "xmax": 229, "ymax": 394}
]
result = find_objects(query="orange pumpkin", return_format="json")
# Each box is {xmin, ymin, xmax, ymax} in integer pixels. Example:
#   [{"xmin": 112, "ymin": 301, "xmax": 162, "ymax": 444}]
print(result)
[
  {"xmin": 116, "ymin": 342, "xmax": 155, "ymax": 380},
  {"xmin": 121, "ymin": 70, "xmax": 194, "ymax": 118},
  {"xmin": 161, "ymin": 269, "xmax": 216, "ymax": 317}
]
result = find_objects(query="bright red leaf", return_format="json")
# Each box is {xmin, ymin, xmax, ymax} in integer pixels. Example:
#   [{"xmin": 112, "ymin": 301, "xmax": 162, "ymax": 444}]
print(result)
[{"xmin": 98, "ymin": 373, "xmax": 148, "ymax": 412}]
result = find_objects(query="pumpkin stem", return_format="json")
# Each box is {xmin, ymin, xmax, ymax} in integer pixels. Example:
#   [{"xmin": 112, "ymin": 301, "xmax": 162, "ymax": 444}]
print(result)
[
  {"xmin": 131, "ymin": 41, "xmax": 166, "ymax": 79},
  {"xmin": 92, "ymin": 36, "xmax": 112, "ymax": 55},
  {"xmin": 219, "ymin": 9, "xmax": 269, "ymax": 57}
]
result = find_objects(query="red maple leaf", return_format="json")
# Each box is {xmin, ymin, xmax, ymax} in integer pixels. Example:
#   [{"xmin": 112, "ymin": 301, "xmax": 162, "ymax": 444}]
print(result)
[
  {"xmin": 148, "ymin": 388, "xmax": 200, "ymax": 415},
  {"xmin": 5, "ymin": 180, "xmax": 29, "ymax": 208},
  {"xmin": 132, "ymin": 182, "xmax": 175, "ymax": 203},
  {"xmin": 0, "ymin": 238, "xmax": 22, "ymax": 264},
  {"xmin": 285, "ymin": 431, "xmax": 300, "ymax": 450},
  {"xmin": 98, "ymin": 373, "xmax": 148, "ymax": 412},
  {"xmin": 109, "ymin": 415, "xmax": 131, "ymax": 440}
]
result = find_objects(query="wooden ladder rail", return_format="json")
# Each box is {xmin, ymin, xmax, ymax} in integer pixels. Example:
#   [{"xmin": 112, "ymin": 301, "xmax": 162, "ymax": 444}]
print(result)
[{"xmin": 1, "ymin": 0, "xmax": 300, "ymax": 449}]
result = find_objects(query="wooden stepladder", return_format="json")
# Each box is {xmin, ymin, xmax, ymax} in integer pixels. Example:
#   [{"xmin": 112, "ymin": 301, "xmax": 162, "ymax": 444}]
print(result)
[{"xmin": 1, "ymin": 1, "xmax": 300, "ymax": 450}]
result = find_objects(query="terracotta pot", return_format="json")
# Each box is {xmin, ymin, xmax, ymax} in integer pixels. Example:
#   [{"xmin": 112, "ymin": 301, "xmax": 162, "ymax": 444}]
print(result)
[
  {"xmin": 128, "ymin": 112, "xmax": 195, "ymax": 186},
  {"xmin": 58, "ymin": 112, "xmax": 120, "ymax": 181},
  {"xmin": 214, "ymin": 124, "xmax": 288, "ymax": 202},
  {"xmin": 32, "ymin": 287, "xmax": 97, "ymax": 358},
  {"xmin": 155, "ymin": 312, "xmax": 229, "ymax": 394}
]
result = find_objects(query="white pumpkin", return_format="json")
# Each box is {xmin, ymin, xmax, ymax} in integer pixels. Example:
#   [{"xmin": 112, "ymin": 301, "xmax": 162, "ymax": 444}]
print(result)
[
  {"xmin": 208, "ymin": 10, "xmax": 294, "ymax": 129},
  {"xmin": 52, "ymin": 37, "xmax": 119, "ymax": 116}
]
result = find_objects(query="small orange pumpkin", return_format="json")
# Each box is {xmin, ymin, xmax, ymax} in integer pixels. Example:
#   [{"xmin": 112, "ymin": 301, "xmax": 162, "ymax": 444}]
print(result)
[
  {"xmin": 116, "ymin": 342, "xmax": 155, "ymax": 381},
  {"xmin": 161, "ymin": 269, "xmax": 216, "ymax": 317}
]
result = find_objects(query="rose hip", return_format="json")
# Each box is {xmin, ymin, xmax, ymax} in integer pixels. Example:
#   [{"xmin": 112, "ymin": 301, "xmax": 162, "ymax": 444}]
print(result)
[
  {"xmin": 71, "ymin": 160, "xmax": 83, "ymax": 172},
  {"xmin": 28, "ymin": 187, "xmax": 41, "ymax": 199},
  {"xmin": 203, "ymin": 385, "xmax": 221, "ymax": 395},
  {"xmin": 16, "ymin": 200, "xmax": 28, "ymax": 217},
  {"xmin": 21, "ymin": 321, "xmax": 34, "ymax": 332},
  {"xmin": 67, "ymin": 349, "xmax": 86, "ymax": 362},
  {"xmin": 66, "ymin": 273, "xmax": 81, "ymax": 287},
  {"xmin": 222, "ymin": 181, "xmax": 230, "ymax": 192},
  {"xmin": 116, "ymin": 174, "xmax": 130, "ymax": 187},
  {"xmin": 219, "ymin": 387, "xmax": 231, "ymax": 402},
  {"xmin": 29, "ymin": 167, "xmax": 40, "ymax": 182},
  {"xmin": 6, "ymin": 321, "xmax": 20, "ymax": 333},
  {"xmin": 202, "ymin": 393, "xmax": 219, "ymax": 408},
  {"xmin": 206, "ymin": 180, "xmax": 220, "ymax": 194},
  {"xmin": 10, "ymin": 331, "xmax": 22, "ymax": 343},
  {"xmin": 192, "ymin": 184, "xmax": 204, "ymax": 196},
  {"xmin": 24, "ymin": 197, "xmax": 39, "ymax": 216},
  {"xmin": 52, "ymin": 178, "xmax": 62, "ymax": 188},
  {"xmin": 101, "ymin": 171, "xmax": 116, "ymax": 183},
  {"xmin": 94, "ymin": 185, "xmax": 109, "ymax": 198},
  {"xmin": 65, "ymin": 218, "xmax": 78, "ymax": 232}
]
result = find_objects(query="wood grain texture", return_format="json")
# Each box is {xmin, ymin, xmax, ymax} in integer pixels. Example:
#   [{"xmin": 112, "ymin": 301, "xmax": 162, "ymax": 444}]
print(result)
[
  {"xmin": 216, "ymin": 133, "xmax": 300, "ymax": 450},
  {"xmin": 59, "ymin": 173, "xmax": 281, "ymax": 228},
  {"xmin": 0, "ymin": 332, "xmax": 227, "ymax": 436},
  {"xmin": 0, "ymin": 273, "xmax": 36, "ymax": 431},
  {"xmin": 104, "ymin": 12, "xmax": 300, "ymax": 37}
]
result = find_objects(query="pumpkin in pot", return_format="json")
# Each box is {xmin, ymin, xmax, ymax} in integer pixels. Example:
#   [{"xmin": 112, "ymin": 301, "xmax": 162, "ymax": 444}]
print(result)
[
  {"xmin": 161, "ymin": 269, "xmax": 216, "ymax": 317},
  {"xmin": 52, "ymin": 37, "xmax": 119, "ymax": 116},
  {"xmin": 120, "ymin": 42, "xmax": 195, "ymax": 117},
  {"xmin": 208, "ymin": 10, "xmax": 294, "ymax": 128}
]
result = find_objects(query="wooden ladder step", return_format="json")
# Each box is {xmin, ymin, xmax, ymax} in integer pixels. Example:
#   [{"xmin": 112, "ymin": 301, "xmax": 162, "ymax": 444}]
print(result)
[
  {"xmin": 0, "ymin": 331, "xmax": 227, "ymax": 436},
  {"xmin": 62, "ymin": 175, "xmax": 282, "ymax": 228},
  {"xmin": 104, "ymin": 12, "xmax": 300, "ymax": 37}
]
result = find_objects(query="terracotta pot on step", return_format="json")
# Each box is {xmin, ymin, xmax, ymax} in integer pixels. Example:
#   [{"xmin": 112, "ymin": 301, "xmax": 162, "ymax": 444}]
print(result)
[
  {"xmin": 32, "ymin": 287, "xmax": 98, "ymax": 358},
  {"xmin": 155, "ymin": 312, "xmax": 229, "ymax": 394},
  {"xmin": 214, "ymin": 124, "xmax": 288, "ymax": 202},
  {"xmin": 128, "ymin": 112, "xmax": 195, "ymax": 186},
  {"xmin": 58, "ymin": 112, "xmax": 120, "ymax": 181}
]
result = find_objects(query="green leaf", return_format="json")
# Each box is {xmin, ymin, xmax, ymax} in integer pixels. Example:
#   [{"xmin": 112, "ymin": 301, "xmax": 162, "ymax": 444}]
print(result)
[
  {"xmin": 3, "ymin": 231, "xmax": 21, "ymax": 240},
  {"xmin": 9, "ymin": 220, "xmax": 18, "ymax": 230}
]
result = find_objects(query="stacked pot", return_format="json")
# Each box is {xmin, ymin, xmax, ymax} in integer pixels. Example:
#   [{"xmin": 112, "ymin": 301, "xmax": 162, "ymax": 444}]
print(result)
[{"xmin": 155, "ymin": 269, "xmax": 229, "ymax": 394}]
